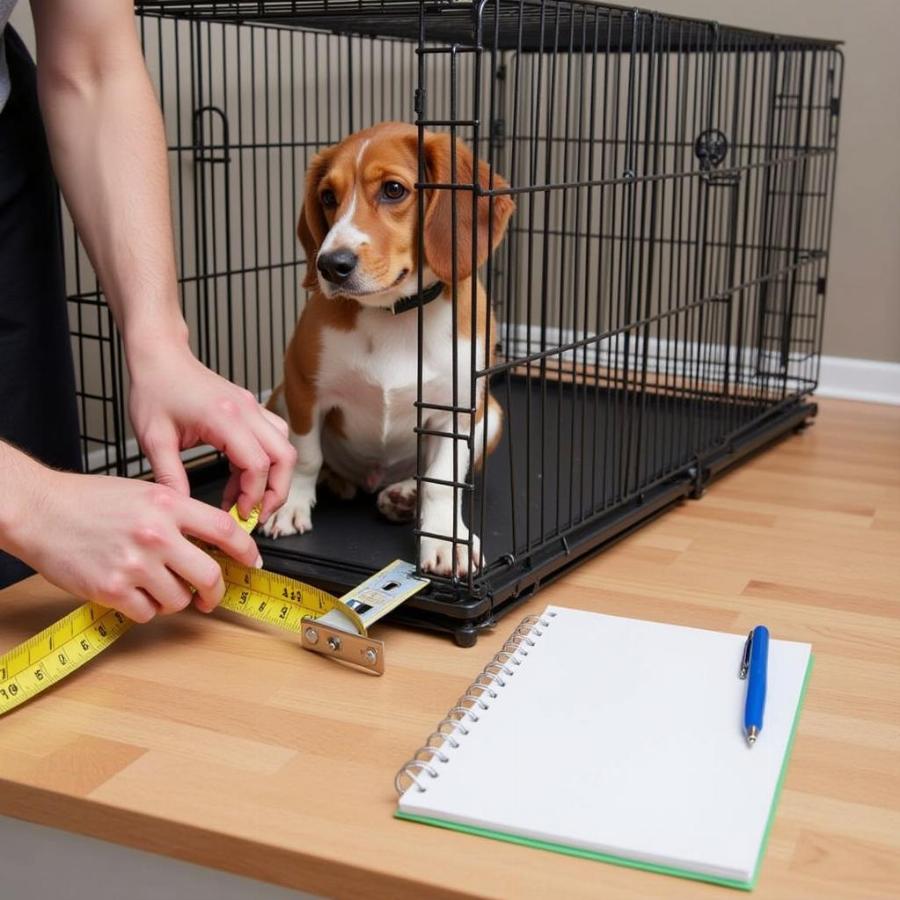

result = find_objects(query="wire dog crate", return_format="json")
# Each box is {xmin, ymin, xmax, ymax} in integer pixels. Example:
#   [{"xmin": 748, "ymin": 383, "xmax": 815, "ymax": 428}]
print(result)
[{"xmin": 67, "ymin": 1, "xmax": 842, "ymax": 645}]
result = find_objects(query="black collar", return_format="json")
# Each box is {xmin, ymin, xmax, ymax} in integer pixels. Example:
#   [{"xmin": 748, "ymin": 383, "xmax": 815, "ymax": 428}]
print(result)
[{"xmin": 389, "ymin": 281, "xmax": 445, "ymax": 315}]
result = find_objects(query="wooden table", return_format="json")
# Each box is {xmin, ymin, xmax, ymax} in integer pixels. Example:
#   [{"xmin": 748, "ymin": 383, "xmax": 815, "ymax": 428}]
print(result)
[{"xmin": 1, "ymin": 398, "xmax": 898, "ymax": 899}]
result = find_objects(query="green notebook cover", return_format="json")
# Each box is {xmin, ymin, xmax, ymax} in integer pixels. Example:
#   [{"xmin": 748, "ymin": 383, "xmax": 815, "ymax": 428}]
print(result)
[{"xmin": 396, "ymin": 654, "xmax": 813, "ymax": 891}]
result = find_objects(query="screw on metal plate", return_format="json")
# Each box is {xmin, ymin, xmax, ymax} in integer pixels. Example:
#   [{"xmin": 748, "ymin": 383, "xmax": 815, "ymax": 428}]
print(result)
[{"xmin": 300, "ymin": 617, "xmax": 385, "ymax": 675}]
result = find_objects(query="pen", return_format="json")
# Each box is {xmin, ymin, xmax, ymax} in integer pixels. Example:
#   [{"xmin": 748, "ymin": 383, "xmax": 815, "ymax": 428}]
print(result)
[{"xmin": 739, "ymin": 625, "xmax": 769, "ymax": 746}]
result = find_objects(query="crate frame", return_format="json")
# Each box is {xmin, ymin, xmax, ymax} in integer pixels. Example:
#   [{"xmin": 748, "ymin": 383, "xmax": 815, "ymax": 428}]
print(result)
[{"xmin": 67, "ymin": 2, "xmax": 843, "ymax": 645}]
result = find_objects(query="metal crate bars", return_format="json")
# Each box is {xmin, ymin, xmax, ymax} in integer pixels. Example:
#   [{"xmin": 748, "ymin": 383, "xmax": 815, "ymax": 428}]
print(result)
[{"xmin": 65, "ymin": 2, "xmax": 841, "ymax": 644}]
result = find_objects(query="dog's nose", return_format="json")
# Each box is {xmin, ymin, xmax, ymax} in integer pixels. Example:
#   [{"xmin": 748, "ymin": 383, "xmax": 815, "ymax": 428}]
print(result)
[{"xmin": 317, "ymin": 249, "xmax": 358, "ymax": 284}]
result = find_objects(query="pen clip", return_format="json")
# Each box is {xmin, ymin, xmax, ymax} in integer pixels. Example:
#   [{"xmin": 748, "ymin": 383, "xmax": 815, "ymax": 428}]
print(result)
[{"xmin": 739, "ymin": 630, "xmax": 753, "ymax": 679}]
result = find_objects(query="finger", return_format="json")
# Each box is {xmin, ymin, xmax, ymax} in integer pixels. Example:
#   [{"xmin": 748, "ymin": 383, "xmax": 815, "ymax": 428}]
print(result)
[
  {"xmin": 143, "ymin": 424, "xmax": 190, "ymax": 496},
  {"xmin": 139, "ymin": 565, "xmax": 195, "ymax": 616},
  {"xmin": 117, "ymin": 589, "xmax": 159, "ymax": 624},
  {"xmin": 193, "ymin": 595, "xmax": 218, "ymax": 615},
  {"xmin": 177, "ymin": 496, "xmax": 262, "ymax": 568},
  {"xmin": 220, "ymin": 466, "xmax": 241, "ymax": 511},
  {"xmin": 261, "ymin": 406, "xmax": 290, "ymax": 439},
  {"xmin": 165, "ymin": 538, "xmax": 226, "ymax": 612},
  {"xmin": 259, "ymin": 487, "xmax": 282, "ymax": 526},
  {"xmin": 204, "ymin": 421, "xmax": 270, "ymax": 519},
  {"xmin": 250, "ymin": 416, "xmax": 297, "ymax": 523}
]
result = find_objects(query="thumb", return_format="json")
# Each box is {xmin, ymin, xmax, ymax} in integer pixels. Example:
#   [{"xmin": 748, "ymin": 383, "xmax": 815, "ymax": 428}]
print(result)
[{"xmin": 143, "ymin": 425, "xmax": 190, "ymax": 496}]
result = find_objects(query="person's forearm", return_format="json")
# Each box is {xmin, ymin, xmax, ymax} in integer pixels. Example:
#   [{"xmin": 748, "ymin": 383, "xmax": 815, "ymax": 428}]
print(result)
[
  {"xmin": 31, "ymin": 1, "xmax": 188, "ymax": 364},
  {"xmin": 0, "ymin": 442, "xmax": 50, "ymax": 559}
]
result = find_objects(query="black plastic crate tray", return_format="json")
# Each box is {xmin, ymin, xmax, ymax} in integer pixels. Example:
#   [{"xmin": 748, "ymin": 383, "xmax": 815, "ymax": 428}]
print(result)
[{"xmin": 191, "ymin": 376, "xmax": 814, "ymax": 645}]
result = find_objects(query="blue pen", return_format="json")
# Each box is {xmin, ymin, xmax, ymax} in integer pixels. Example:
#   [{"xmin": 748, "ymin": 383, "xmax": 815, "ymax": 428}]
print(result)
[{"xmin": 739, "ymin": 626, "xmax": 769, "ymax": 746}]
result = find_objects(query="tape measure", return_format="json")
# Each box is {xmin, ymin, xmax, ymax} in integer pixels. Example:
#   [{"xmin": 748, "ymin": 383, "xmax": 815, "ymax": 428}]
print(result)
[{"xmin": 0, "ymin": 506, "xmax": 428, "ymax": 716}]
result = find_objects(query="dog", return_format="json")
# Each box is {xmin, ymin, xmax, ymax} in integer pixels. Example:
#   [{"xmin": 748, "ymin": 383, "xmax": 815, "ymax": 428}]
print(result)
[{"xmin": 261, "ymin": 122, "xmax": 514, "ymax": 577}]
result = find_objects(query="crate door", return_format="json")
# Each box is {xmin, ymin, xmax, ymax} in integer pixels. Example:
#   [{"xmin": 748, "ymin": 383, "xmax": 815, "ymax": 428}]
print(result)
[{"xmin": 753, "ymin": 46, "xmax": 841, "ymax": 394}]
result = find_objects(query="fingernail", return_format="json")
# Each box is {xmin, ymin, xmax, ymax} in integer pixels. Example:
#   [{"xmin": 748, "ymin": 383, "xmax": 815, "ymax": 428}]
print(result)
[{"xmin": 255, "ymin": 555, "xmax": 264, "ymax": 569}]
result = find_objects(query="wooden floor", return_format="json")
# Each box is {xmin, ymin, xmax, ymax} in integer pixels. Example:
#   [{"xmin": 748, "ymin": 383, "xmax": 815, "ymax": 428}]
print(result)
[
  {"xmin": 0, "ymin": 397, "xmax": 898, "ymax": 899},
  {"xmin": 559, "ymin": 398, "xmax": 900, "ymax": 898}
]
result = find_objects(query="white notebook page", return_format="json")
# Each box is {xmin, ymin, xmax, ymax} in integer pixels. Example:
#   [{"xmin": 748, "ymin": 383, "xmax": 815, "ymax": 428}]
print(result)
[{"xmin": 399, "ymin": 606, "xmax": 811, "ymax": 883}]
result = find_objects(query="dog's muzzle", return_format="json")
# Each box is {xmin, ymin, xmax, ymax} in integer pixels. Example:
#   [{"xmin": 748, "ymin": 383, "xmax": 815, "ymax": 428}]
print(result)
[{"xmin": 317, "ymin": 249, "xmax": 358, "ymax": 285}]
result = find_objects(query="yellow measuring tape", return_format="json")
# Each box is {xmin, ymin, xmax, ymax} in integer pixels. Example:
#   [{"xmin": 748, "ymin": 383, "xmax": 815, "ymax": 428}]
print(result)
[{"xmin": 0, "ymin": 506, "xmax": 424, "ymax": 716}]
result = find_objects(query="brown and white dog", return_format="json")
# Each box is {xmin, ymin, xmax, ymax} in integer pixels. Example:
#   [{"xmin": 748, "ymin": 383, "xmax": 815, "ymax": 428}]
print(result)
[{"xmin": 261, "ymin": 122, "xmax": 514, "ymax": 576}]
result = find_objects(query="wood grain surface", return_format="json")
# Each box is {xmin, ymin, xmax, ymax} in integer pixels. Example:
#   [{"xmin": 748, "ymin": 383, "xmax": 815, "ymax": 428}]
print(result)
[{"xmin": 0, "ymin": 397, "xmax": 898, "ymax": 899}]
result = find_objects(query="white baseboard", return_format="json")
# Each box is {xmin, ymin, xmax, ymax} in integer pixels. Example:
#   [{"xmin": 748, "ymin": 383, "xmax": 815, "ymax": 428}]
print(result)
[
  {"xmin": 85, "ymin": 353, "xmax": 897, "ymax": 475},
  {"xmin": 501, "ymin": 323, "xmax": 900, "ymax": 408},
  {"xmin": 817, "ymin": 356, "xmax": 900, "ymax": 406}
]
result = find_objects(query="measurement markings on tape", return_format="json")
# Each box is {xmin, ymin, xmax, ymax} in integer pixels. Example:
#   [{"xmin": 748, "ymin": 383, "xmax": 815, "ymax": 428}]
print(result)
[
  {"xmin": 0, "ymin": 602, "xmax": 132, "ymax": 715},
  {"xmin": 0, "ymin": 507, "xmax": 429, "ymax": 715},
  {"xmin": 213, "ymin": 555, "xmax": 366, "ymax": 636}
]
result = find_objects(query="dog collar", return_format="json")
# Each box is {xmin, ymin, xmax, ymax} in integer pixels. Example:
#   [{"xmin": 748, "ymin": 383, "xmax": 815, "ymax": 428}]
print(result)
[{"xmin": 389, "ymin": 280, "xmax": 445, "ymax": 315}]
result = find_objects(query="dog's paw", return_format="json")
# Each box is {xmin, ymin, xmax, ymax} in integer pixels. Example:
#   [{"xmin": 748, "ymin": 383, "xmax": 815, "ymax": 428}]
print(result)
[
  {"xmin": 420, "ymin": 530, "xmax": 482, "ymax": 578},
  {"xmin": 377, "ymin": 479, "xmax": 417, "ymax": 523},
  {"xmin": 260, "ymin": 490, "xmax": 315, "ymax": 538}
]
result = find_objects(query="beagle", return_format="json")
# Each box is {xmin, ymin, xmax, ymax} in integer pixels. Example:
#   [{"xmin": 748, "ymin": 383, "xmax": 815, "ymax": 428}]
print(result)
[{"xmin": 261, "ymin": 122, "xmax": 514, "ymax": 576}]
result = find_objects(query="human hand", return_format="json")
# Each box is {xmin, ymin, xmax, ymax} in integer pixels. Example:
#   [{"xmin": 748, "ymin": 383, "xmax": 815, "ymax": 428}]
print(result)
[
  {"xmin": 11, "ymin": 469, "xmax": 262, "ymax": 622},
  {"xmin": 128, "ymin": 345, "xmax": 296, "ymax": 522}
]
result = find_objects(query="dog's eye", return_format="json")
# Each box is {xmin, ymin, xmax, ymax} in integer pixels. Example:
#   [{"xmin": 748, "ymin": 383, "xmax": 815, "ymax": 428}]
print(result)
[
  {"xmin": 320, "ymin": 189, "xmax": 338, "ymax": 208},
  {"xmin": 382, "ymin": 181, "xmax": 408, "ymax": 202}
]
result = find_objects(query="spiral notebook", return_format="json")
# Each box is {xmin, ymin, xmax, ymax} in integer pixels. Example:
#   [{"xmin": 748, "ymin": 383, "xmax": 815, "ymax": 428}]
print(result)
[{"xmin": 395, "ymin": 606, "xmax": 812, "ymax": 890}]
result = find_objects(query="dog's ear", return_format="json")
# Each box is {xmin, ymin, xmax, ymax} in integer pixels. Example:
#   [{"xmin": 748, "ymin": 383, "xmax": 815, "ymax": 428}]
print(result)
[
  {"xmin": 422, "ymin": 133, "xmax": 515, "ymax": 283},
  {"xmin": 297, "ymin": 147, "xmax": 335, "ymax": 290},
  {"xmin": 296, "ymin": 208, "xmax": 320, "ymax": 290}
]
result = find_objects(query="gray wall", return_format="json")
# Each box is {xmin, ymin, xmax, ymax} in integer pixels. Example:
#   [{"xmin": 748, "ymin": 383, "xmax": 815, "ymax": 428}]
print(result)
[
  {"xmin": 12, "ymin": 2, "xmax": 898, "ymax": 365},
  {"xmin": 648, "ymin": 0, "xmax": 900, "ymax": 362}
]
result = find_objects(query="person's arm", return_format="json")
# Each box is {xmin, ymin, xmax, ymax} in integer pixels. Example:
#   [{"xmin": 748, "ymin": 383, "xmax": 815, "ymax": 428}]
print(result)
[
  {"xmin": 0, "ymin": 440, "xmax": 261, "ymax": 621},
  {"xmin": 29, "ymin": 0, "xmax": 295, "ymax": 522}
]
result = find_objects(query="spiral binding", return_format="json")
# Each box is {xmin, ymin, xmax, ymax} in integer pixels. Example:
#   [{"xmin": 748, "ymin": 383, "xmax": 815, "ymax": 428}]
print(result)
[{"xmin": 394, "ymin": 610, "xmax": 557, "ymax": 796}]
